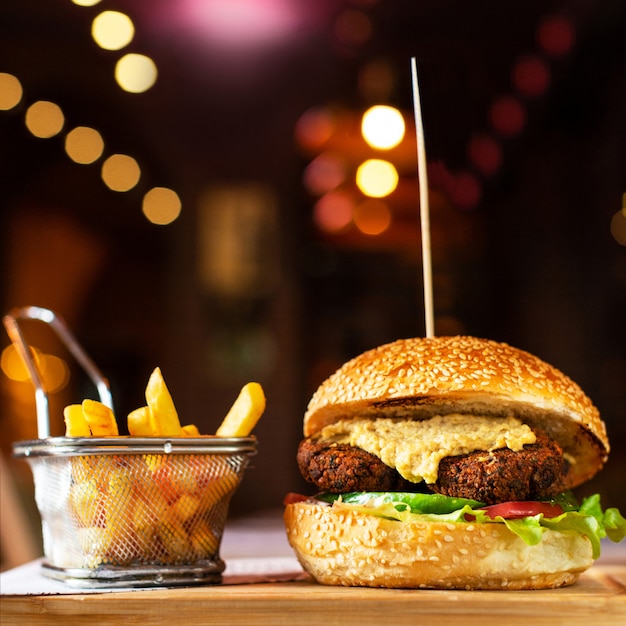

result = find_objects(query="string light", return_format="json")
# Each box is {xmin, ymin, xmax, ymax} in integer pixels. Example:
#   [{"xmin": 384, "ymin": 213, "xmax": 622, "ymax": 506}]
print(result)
[
  {"xmin": 25, "ymin": 101, "xmax": 65, "ymax": 138},
  {"xmin": 142, "ymin": 187, "xmax": 182, "ymax": 225},
  {"xmin": 65, "ymin": 126, "xmax": 105, "ymax": 164},
  {"xmin": 101, "ymin": 154, "xmax": 141, "ymax": 191},
  {"xmin": 0, "ymin": 73, "xmax": 23, "ymax": 110},
  {"xmin": 115, "ymin": 54, "xmax": 158, "ymax": 93},
  {"xmin": 92, "ymin": 11, "xmax": 135, "ymax": 51},
  {"xmin": 0, "ymin": 4, "xmax": 181, "ymax": 225}
]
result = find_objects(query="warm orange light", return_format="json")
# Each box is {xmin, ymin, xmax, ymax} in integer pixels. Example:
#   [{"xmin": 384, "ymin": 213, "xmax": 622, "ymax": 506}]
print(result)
[
  {"xmin": 313, "ymin": 191, "xmax": 353, "ymax": 233},
  {"xmin": 0, "ymin": 73, "xmax": 23, "ymax": 110},
  {"xmin": 361, "ymin": 105, "xmax": 405, "ymax": 150},
  {"xmin": 25, "ymin": 101, "xmax": 65, "ymax": 138},
  {"xmin": 303, "ymin": 152, "xmax": 347, "ymax": 196},
  {"xmin": 610, "ymin": 196, "xmax": 626, "ymax": 246},
  {"xmin": 92, "ymin": 11, "xmax": 135, "ymax": 51},
  {"xmin": 65, "ymin": 126, "xmax": 105, "ymax": 164},
  {"xmin": 295, "ymin": 107, "xmax": 334, "ymax": 151},
  {"xmin": 353, "ymin": 199, "xmax": 391, "ymax": 235},
  {"xmin": 115, "ymin": 54, "xmax": 158, "ymax": 93},
  {"xmin": 0, "ymin": 346, "xmax": 68, "ymax": 392},
  {"xmin": 40, "ymin": 355, "xmax": 70, "ymax": 393},
  {"xmin": 101, "ymin": 154, "xmax": 141, "ymax": 191},
  {"xmin": 356, "ymin": 159, "xmax": 398, "ymax": 198},
  {"xmin": 142, "ymin": 187, "xmax": 182, "ymax": 225},
  {"xmin": 1, "ymin": 345, "xmax": 39, "ymax": 382}
]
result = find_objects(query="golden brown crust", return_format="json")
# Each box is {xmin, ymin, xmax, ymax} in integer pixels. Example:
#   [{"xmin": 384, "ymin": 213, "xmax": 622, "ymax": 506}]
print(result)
[
  {"xmin": 303, "ymin": 336, "xmax": 608, "ymax": 488},
  {"xmin": 284, "ymin": 501, "xmax": 593, "ymax": 590}
]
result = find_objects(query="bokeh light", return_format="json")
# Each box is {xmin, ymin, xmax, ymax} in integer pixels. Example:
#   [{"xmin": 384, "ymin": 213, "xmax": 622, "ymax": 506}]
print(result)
[
  {"xmin": 0, "ymin": 345, "xmax": 69, "ymax": 393},
  {"xmin": 537, "ymin": 14, "xmax": 575, "ymax": 57},
  {"xmin": 488, "ymin": 95, "xmax": 526, "ymax": 137},
  {"xmin": 313, "ymin": 191, "xmax": 353, "ymax": 233},
  {"xmin": 0, "ymin": 73, "xmax": 23, "ymax": 110},
  {"xmin": 449, "ymin": 171, "xmax": 482, "ymax": 211},
  {"xmin": 303, "ymin": 153, "xmax": 347, "ymax": 196},
  {"xmin": 39, "ymin": 355, "xmax": 70, "ymax": 393},
  {"xmin": 512, "ymin": 55, "xmax": 550, "ymax": 98},
  {"xmin": 25, "ymin": 101, "xmax": 65, "ymax": 138},
  {"xmin": 356, "ymin": 159, "xmax": 399, "ymax": 198},
  {"xmin": 361, "ymin": 105, "xmax": 405, "ymax": 150},
  {"xmin": 92, "ymin": 11, "xmax": 135, "ymax": 51},
  {"xmin": 142, "ymin": 187, "xmax": 182, "ymax": 225},
  {"xmin": 71, "ymin": 0, "xmax": 103, "ymax": 6},
  {"xmin": 611, "ymin": 195, "xmax": 626, "ymax": 246},
  {"xmin": 353, "ymin": 199, "xmax": 391, "ymax": 235},
  {"xmin": 1, "ymin": 345, "xmax": 41, "ymax": 382},
  {"xmin": 101, "ymin": 154, "xmax": 141, "ymax": 191},
  {"xmin": 65, "ymin": 126, "xmax": 105, "ymax": 164},
  {"xmin": 115, "ymin": 54, "xmax": 158, "ymax": 93},
  {"xmin": 295, "ymin": 107, "xmax": 334, "ymax": 151},
  {"xmin": 358, "ymin": 60, "xmax": 395, "ymax": 102},
  {"xmin": 468, "ymin": 133, "xmax": 502, "ymax": 177},
  {"xmin": 333, "ymin": 9, "xmax": 372, "ymax": 47}
]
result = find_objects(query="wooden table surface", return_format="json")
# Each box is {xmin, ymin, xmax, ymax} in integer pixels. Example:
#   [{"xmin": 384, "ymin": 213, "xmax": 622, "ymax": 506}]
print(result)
[{"xmin": 1, "ymin": 564, "xmax": 624, "ymax": 626}]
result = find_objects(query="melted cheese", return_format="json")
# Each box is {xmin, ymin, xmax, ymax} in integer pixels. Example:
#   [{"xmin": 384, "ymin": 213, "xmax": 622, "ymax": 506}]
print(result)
[{"xmin": 318, "ymin": 414, "xmax": 536, "ymax": 484}]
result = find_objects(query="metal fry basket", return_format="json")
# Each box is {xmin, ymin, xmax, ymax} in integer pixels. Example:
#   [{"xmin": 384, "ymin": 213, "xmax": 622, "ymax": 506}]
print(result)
[{"xmin": 5, "ymin": 306, "xmax": 257, "ymax": 588}]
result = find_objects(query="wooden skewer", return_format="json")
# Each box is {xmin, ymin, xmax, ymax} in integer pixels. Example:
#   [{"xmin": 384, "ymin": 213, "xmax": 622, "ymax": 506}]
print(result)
[{"xmin": 410, "ymin": 57, "xmax": 435, "ymax": 339}]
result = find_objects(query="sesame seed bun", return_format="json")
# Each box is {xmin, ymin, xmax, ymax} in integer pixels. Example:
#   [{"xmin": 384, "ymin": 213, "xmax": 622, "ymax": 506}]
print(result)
[
  {"xmin": 284, "ymin": 501, "xmax": 593, "ymax": 590},
  {"xmin": 303, "ymin": 336, "xmax": 608, "ymax": 489}
]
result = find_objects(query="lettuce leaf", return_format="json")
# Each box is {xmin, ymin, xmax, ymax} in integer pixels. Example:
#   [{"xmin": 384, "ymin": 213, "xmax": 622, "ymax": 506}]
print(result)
[
  {"xmin": 318, "ymin": 491, "xmax": 626, "ymax": 559},
  {"xmin": 318, "ymin": 491, "xmax": 483, "ymax": 514}
]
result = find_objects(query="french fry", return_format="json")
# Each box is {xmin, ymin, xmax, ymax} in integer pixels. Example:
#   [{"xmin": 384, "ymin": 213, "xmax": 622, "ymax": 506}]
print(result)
[
  {"xmin": 172, "ymin": 493, "xmax": 201, "ymax": 523},
  {"xmin": 132, "ymin": 496, "xmax": 159, "ymax": 557},
  {"xmin": 145, "ymin": 367, "xmax": 183, "ymax": 436},
  {"xmin": 192, "ymin": 464, "xmax": 239, "ymax": 517},
  {"xmin": 69, "ymin": 477, "xmax": 102, "ymax": 527},
  {"xmin": 159, "ymin": 511, "xmax": 189, "ymax": 559},
  {"xmin": 77, "ymin": 527, "xmax": 112, "ymax": 568},
  {"xmin": 216, "ymin": 382, "xmax": 266, "ymax": 437},
  {"xmin": 82, "ymin": 399, "xmax": 119, "ymax": 436},
  {"xmin": 168, "ymin": 459, "xmax": 198, "ymax": 495},
  {"xmin": 128, "ymin": 406, "xmax": 156, "ymax": 437},
  {"xmin": 64, "ymin": 404, "xmax": 91, "ymax": 437},
  {"xmin": 189, "ymin": 519, "xmax": 219, "ymax": 557},
  {"xmin": 181, "ymin": 424, "xmax": 201, "ymax": 437},
  {"xmin": 70, "ymin": 455, "xmax": 112, "ymax": 487},
  {"xmin": 105, "ymin": 471, "xmax": 135, "ymax": 564}
]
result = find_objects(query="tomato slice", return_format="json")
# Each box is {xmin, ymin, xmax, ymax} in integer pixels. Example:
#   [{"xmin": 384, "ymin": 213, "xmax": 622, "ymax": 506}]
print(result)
[
  {"xmin": 479, "ymin": 501, "xmax": 564, "ymax": 519},
  {"xmin": 283, "ymin": 492, "xmax": 310, "ymax": 505}
]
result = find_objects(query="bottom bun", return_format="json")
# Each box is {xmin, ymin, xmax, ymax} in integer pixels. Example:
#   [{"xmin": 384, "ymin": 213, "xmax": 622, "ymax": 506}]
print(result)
[{"xmin": 284, "ymin": 501, "xmax": 594, "ymax": 590}]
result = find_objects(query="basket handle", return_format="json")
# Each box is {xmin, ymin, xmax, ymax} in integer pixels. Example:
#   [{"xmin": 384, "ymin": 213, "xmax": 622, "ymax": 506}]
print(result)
[{"xmin": 2, "ymin": 306, "xmax": 113, "ymax": 438}]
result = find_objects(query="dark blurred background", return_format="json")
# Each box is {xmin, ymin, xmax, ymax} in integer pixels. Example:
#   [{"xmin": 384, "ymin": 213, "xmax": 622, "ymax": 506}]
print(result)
[{"xmin": 1, "ymin": 0, "xmax": 625, "ymax": 566}]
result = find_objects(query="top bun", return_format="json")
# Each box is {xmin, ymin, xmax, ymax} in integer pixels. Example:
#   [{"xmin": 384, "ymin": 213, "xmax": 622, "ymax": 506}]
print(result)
[{"xmin": 303, "ymin": 336, "xmax": 609, "ymax": 489}]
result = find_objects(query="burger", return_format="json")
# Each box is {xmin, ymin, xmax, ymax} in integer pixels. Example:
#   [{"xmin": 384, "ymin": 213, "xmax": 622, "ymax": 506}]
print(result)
[{"xmin": 284, "ymin": 335, "xmax": 626, "ymax": 590}]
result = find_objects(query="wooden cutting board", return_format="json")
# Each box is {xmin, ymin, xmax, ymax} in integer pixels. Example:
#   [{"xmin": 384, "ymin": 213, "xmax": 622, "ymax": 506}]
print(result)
[{"xmin": 1, "ymin": 565, "xmax": 624, "ymax": 626}]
